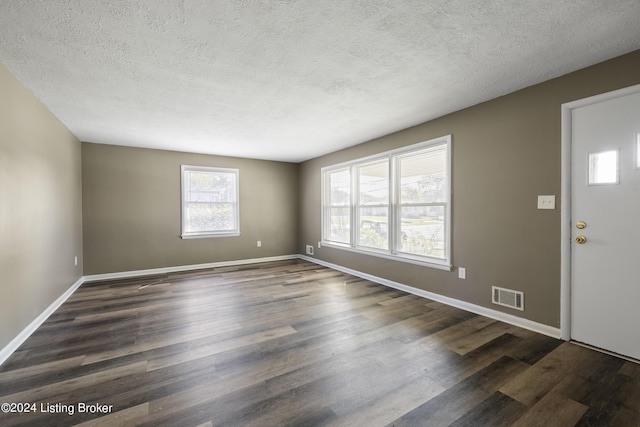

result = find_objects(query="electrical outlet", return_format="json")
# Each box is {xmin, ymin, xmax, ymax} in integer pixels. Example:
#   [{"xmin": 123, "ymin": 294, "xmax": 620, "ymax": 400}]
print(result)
[
  {"xmin": 306, "ymin": 245, "xmax": 314, "ymax": 255},
  {"xmin": 318, "ymin": 241, "xmax": 322, "ymax": 248},
  {"xmin": 74, "ymin": 256, "xmax": 78, "ymax": 266},
  {"xmin": 257, "ymin": 240, "xmax": 261, "ymax": 247},
  {"xmin": 458, "ymin": 267, "xmax": 466, "ymax": 279}
]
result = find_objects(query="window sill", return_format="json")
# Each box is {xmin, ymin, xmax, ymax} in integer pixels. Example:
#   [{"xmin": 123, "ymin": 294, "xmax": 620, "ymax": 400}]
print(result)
[
  {"xmin": 181, "ymin": 232, "xmax": 241, "ymax": 239},
  {"xmin": 320, "ymin": 241, "xmax": 452, "ymax": 271}
]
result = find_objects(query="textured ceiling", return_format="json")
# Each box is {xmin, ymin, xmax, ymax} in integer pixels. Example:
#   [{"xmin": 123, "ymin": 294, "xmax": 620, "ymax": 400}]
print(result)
[{"xmin": 1, "ymin": 1, "xmax": 639, "ymax": 162}]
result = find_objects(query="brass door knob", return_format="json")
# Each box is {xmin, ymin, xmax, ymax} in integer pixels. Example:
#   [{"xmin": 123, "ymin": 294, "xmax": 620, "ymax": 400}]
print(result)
[
  {"xmin": 576, "ymin": 221, "xmax": 587, "ymax": 229},
  {"xmin": 575, "ymin": 235, "xmax": 587, "ymax": 244}
]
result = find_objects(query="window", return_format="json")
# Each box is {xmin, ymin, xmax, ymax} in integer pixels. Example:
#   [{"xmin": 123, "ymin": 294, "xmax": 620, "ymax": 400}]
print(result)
[
  {"xmin": 181, "ymin": 165, "xmax": 239, "ymax": 238},
  {"xmin": 322, "ymin": 135, "xmax": 451, "ymax": 270},
  {"xmin": 324, "ymin": 167, "xmax": 351, "ymax": 244},
  {"xmin": 588, "ymin": 149, "xmax": 618, "ymax": 185},
  {"xmin": 357, "ymin": 159, "xmax": 389, "ymax": 250}
]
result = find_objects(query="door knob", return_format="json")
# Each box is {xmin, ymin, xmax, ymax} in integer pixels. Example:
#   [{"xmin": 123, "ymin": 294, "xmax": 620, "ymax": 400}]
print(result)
[
  {"xmin": 575, "ymin": 235, "xmax": 587, "ymax": 244},
  {"xmin": 576, "ymin": 221, "xmax": 587, "ymax": 229}
]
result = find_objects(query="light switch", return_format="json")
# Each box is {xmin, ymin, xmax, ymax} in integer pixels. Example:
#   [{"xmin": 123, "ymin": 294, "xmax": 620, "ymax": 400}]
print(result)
[{"xmin": 537, "ymin": 195, "xmax": 556, "ymax": 210}]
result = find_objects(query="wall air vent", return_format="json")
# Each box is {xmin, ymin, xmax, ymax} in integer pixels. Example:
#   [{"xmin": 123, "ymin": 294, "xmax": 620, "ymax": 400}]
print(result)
[{"xmin": 492, "ymin": 286, "xmax": 524, "ymax": 311}]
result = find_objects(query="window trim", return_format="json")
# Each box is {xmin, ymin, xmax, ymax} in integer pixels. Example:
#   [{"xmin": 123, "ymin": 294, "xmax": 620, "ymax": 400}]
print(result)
[
  {"xmin": 321, "ymin": 135, "xmax": 452, "ymax": 271},
  {"xmin": 323, "ymin": 166, "xmax": 352, "ymax": 245},
  {"xmin": 181, "ymin": 165, "xmax": 240, "ymax": 239}
]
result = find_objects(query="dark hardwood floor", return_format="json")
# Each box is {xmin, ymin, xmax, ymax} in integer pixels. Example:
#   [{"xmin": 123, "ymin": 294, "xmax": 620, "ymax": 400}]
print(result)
[{"xmin": 1, "ymin": 259, "xmax": 639, "ymax": 426}]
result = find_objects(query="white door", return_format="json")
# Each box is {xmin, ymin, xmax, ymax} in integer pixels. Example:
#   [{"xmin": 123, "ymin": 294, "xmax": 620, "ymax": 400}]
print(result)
[{"xmin": 571, "ymin": 88, "xmax": 640, "ymax": 360}]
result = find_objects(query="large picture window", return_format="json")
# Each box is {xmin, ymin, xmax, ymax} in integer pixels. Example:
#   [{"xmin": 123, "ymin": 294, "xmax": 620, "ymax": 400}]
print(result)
[
  {"xmin": 322, "ymin": 135, "xmax": 451, "ymax": 269},
  {"xmin": 181, "ymin": 165, "xmax": 239, "ymax": 238}
]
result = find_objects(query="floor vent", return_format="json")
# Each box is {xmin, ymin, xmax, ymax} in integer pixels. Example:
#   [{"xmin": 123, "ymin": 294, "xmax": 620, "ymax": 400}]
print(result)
[{"xmin": 492, "ymin": 286, "xmax": 524, "ymax": 311}]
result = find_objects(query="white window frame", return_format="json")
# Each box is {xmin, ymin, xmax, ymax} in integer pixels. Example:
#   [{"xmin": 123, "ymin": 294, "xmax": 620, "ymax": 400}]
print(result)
[
  {"xmin": 323, "ymin": 167, "xmax": 352, "ymax": 245},
  {"xmin": 355, "ymin": 158, "xmax": 390, "ymax": 252},
  {"xmin": 321, "ymin": 135, "xmax": 452, "ymax": 271},
  {"xmin": 181, "ymin": 165, "xmax": 240, "ymax": 239}
]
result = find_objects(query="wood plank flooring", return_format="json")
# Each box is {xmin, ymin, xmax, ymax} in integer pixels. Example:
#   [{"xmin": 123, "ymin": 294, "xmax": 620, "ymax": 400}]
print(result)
[{"xmin": 1, "ymin": 259, "xmax": 639, "ymax": 426}]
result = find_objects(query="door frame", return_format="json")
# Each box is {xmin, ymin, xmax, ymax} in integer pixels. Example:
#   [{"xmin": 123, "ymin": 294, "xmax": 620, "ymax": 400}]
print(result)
[{"xmin": 560, "ymin": 83, "xmax": 640, "ymax": 341}]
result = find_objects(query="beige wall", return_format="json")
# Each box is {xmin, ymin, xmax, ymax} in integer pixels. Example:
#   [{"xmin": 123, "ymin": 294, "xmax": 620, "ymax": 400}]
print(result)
[
  {"xmin": 0, "ymin": 65, "xmax": 83, "ymax": 350},
  {"xmin": 82, "ymin": 143, "xmax": 299, "ymax": 275},
  {"xmin": 3, "ymin": 49, "xmax": 640, "ymax": 354},
  {"xmin": 298, "ymin": 50, "xmax": 640, "ymax": 328}
]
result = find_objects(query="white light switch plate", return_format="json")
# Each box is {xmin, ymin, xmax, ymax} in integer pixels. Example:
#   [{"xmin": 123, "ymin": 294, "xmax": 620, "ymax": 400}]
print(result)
[{"xmin": 537, "ymin": 195, "xmax": 556, "ymax": 210}]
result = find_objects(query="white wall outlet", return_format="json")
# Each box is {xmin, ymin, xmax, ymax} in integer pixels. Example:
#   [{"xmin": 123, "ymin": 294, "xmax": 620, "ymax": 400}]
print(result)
[
  {"xmin": 74, "ymin": 256, "xmax": 78, "ymax": 266},
  {"xmin": 306, "ymin": 245, "xmax": 314, "ymax": 255},
  {"xmin": 257, "ymin": 240, "xmax": 261, "ymax": 247},
  {"xmin": 318, "ymin": 241, "xmax": 322, "ymax": 248},
  {"xmin": 537, "ymin": 195, "xmax": 556, "ymax": 209},
  {"xmin": 458, "ymin": 267, "xmax": 466, "ymax": 279}
]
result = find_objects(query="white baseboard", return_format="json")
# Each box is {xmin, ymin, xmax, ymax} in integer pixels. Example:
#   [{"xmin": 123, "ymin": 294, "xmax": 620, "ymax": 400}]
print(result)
[
  {"xmin": 83, "ymin": 254, "xmax": 299, "ymax": 282},
  {"xmin": 1, "ymin": 253, "xmax": 561, "ymax": 367},
  {"xmin": 0, "ymin": 254, "xmax": 298, "ymax": 367},
  {"xmin": 299, "ymin": 255, "xmax": 561, "ymax": 339},
  {"xmin": 0, "ymin": 277, "xmax": 84, "ymax": 367}
]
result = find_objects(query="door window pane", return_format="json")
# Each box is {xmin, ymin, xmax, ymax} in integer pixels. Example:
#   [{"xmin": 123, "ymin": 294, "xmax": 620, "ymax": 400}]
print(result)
[{"xmin": 588, "ymin": 150, "xmax": 618, "ymax": 185}]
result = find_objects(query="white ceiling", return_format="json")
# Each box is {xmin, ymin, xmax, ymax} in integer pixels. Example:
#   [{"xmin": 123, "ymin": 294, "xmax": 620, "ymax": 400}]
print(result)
[{"xmin": 1, "ymin": 1, "xmax": 639, "ymax": 162}]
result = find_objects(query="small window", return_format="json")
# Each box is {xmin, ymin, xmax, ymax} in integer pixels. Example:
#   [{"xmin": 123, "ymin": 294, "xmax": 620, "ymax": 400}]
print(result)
[
  {"xmin": 588, "ymin": 150, "xmax": 618, "ymax": 185},
  {"xmin": 181, "ymin": 165, "xmax": 239, "ymax": 238}
]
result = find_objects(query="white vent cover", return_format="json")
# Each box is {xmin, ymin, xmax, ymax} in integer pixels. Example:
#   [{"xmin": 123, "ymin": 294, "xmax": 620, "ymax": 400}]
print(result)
[{"xmin": 492, "ymin": 286, "xmax": 524, "ymax": 311}]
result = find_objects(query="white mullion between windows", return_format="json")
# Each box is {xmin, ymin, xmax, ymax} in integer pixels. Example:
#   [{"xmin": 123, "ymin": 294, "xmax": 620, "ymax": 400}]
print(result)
[
  {"xmin": 350, "ymin": 164, "xmax": 357, "ymax": 248},
  {"xmin": 390, "ymin": 154, "xmax": 398, "ymax": 254}
]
